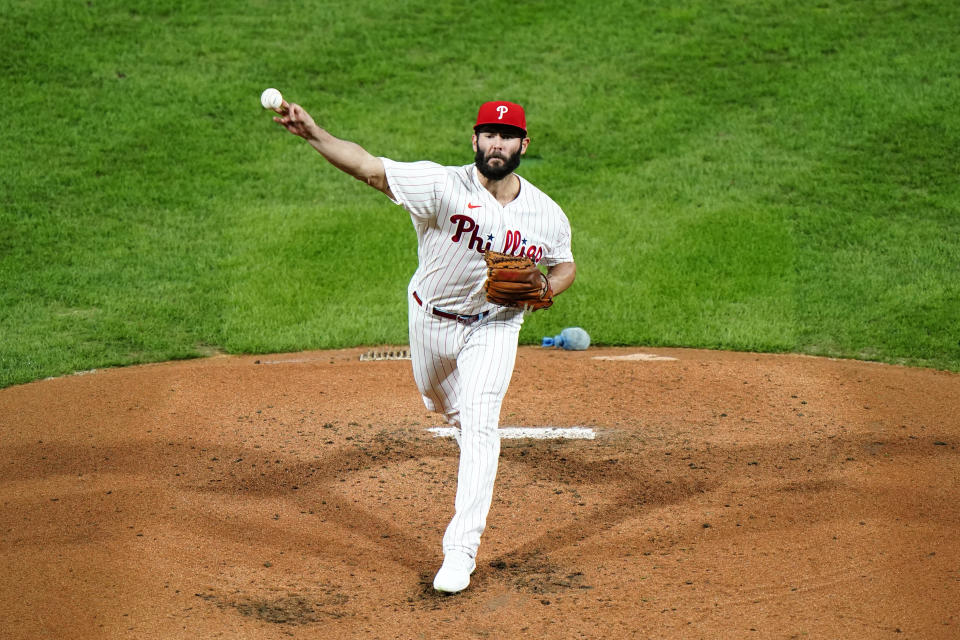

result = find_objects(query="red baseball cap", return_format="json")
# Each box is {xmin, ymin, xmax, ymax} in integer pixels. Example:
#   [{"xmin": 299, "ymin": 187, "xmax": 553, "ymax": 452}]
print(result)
[{"xmin": 474, "ymin": 101, "xmax": 526, "ymax": 134}]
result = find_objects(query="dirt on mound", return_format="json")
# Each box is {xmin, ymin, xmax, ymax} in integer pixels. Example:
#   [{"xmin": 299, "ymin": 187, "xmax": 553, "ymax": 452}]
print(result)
[{"xmin": 1, "ymin": 347, "xmax": 957, "ymax": 639}]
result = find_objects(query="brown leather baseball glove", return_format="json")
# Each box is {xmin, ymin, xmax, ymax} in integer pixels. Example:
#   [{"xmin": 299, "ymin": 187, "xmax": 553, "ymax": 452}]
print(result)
[{"xmin": 483, "ymin": 251, "xmax": 554, "ymax": 311}]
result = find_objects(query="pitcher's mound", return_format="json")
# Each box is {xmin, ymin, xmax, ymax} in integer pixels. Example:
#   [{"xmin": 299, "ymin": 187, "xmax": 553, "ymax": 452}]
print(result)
[{"xmin": 1, "ymin": 347, "xmax": 957, "ymax": 639}]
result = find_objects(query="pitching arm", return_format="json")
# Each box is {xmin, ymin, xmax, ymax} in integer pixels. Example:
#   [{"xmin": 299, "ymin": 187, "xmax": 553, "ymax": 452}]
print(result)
[{"xmin": 272, "ymin": 101, "xmax": 394, "ymax": 199}]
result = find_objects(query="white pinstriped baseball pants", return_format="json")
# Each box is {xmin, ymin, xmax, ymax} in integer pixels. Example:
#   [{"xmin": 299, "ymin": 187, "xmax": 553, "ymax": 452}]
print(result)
[{"xmin": 408, "ymin": 293, "xmax": 522, "ymax": 558}]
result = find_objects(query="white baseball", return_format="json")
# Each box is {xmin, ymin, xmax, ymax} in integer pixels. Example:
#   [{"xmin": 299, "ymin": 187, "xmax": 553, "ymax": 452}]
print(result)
[{"xmin": 260, "ymin": 88, "xmax": 283, "ymax": 110}]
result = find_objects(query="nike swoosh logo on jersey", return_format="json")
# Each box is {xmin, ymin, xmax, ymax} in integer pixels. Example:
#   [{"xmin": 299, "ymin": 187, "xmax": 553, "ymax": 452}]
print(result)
[{"xmin": 467, "ymin": 203, "xmax": 482, "ymax": 209}]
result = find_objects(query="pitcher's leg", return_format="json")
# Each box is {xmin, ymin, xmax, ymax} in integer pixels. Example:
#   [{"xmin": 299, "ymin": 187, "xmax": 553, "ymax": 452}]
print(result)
[
  {"xmin": 408, "ymin": 295, "xmax": 461, "ymax": 425},
  {"xmin": 441, "ymin": 319, "xmax": 520, "ymax": 556}
]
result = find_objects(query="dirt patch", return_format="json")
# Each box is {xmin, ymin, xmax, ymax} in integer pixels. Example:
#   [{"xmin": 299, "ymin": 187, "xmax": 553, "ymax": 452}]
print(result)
[
  {"xmin": 196, "ymin": 587, "xmax": 350, "ymax": 624},
  {"xmin": 1, "ymin": 346, "xmax": 957, "ymax": 639}
]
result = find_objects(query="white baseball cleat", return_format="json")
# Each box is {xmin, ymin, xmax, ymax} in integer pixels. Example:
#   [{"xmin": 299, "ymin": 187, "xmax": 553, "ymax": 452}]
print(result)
[{"xmin": 433, "ymin": 550, "xmax": 476, "ymax": 593}]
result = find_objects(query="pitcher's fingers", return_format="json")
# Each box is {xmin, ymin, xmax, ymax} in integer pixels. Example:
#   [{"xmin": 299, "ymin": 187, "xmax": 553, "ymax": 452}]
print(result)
[{"xmin": 275, "ymin": 103, "xmax": 300, "ymax": 126}]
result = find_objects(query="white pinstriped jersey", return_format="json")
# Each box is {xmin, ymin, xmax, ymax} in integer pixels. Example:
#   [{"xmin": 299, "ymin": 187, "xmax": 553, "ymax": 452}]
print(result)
[{"xmin": 381, "ymin": 159, "xmax": 574, "ymax": 315}]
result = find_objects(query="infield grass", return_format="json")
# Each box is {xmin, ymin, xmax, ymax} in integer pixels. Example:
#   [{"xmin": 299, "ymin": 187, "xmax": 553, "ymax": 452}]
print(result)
[{"xmin": 2, "ymin": 0, "xmax": 958, "ymax": 387}]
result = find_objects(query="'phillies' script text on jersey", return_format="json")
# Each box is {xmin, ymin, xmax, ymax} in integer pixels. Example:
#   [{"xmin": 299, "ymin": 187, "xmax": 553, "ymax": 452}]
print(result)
[{"xmin": 450, "ymin": 214, "xmax": 544, "ymax": 264}]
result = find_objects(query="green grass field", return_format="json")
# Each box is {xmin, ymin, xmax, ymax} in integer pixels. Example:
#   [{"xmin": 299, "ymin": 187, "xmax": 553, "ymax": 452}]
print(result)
[{"xmin": 2, "ymin": 0, "xmax": 958, "ymax": 387}]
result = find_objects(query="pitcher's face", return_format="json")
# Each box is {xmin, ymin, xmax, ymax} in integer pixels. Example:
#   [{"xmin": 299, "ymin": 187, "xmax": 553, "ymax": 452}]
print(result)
[{"xmin": 473, "ymin": 129, "xmax": 528, "ymax": 180}]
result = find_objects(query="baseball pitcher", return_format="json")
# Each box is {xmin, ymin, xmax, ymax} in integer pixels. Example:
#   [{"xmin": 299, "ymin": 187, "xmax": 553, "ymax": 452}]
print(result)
[{"xmin": 271, "ymin": 98, "xmax": 576, "ymax": 593}]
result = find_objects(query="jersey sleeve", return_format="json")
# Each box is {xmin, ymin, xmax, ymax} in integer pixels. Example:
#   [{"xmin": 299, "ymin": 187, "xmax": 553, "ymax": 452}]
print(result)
[
  {"xmin": 541, "ymin": 209, "xmax": 574, "ymax": 267},
  {"xmin": 380, "ymin": 158, "xmax": 447, "ymax": 224}
]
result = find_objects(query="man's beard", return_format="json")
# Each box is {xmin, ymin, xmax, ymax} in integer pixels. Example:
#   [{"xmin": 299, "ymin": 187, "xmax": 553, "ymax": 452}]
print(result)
[{"xmin": 474, "ymin": 147, "xmax": 522, "ymax": 180}]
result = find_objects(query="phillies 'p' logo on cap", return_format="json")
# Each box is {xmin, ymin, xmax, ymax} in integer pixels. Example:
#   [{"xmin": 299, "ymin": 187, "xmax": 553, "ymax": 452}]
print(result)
[{"xmin": 475, "ymin": 101, "xmax": 526, "ymax": 134}]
